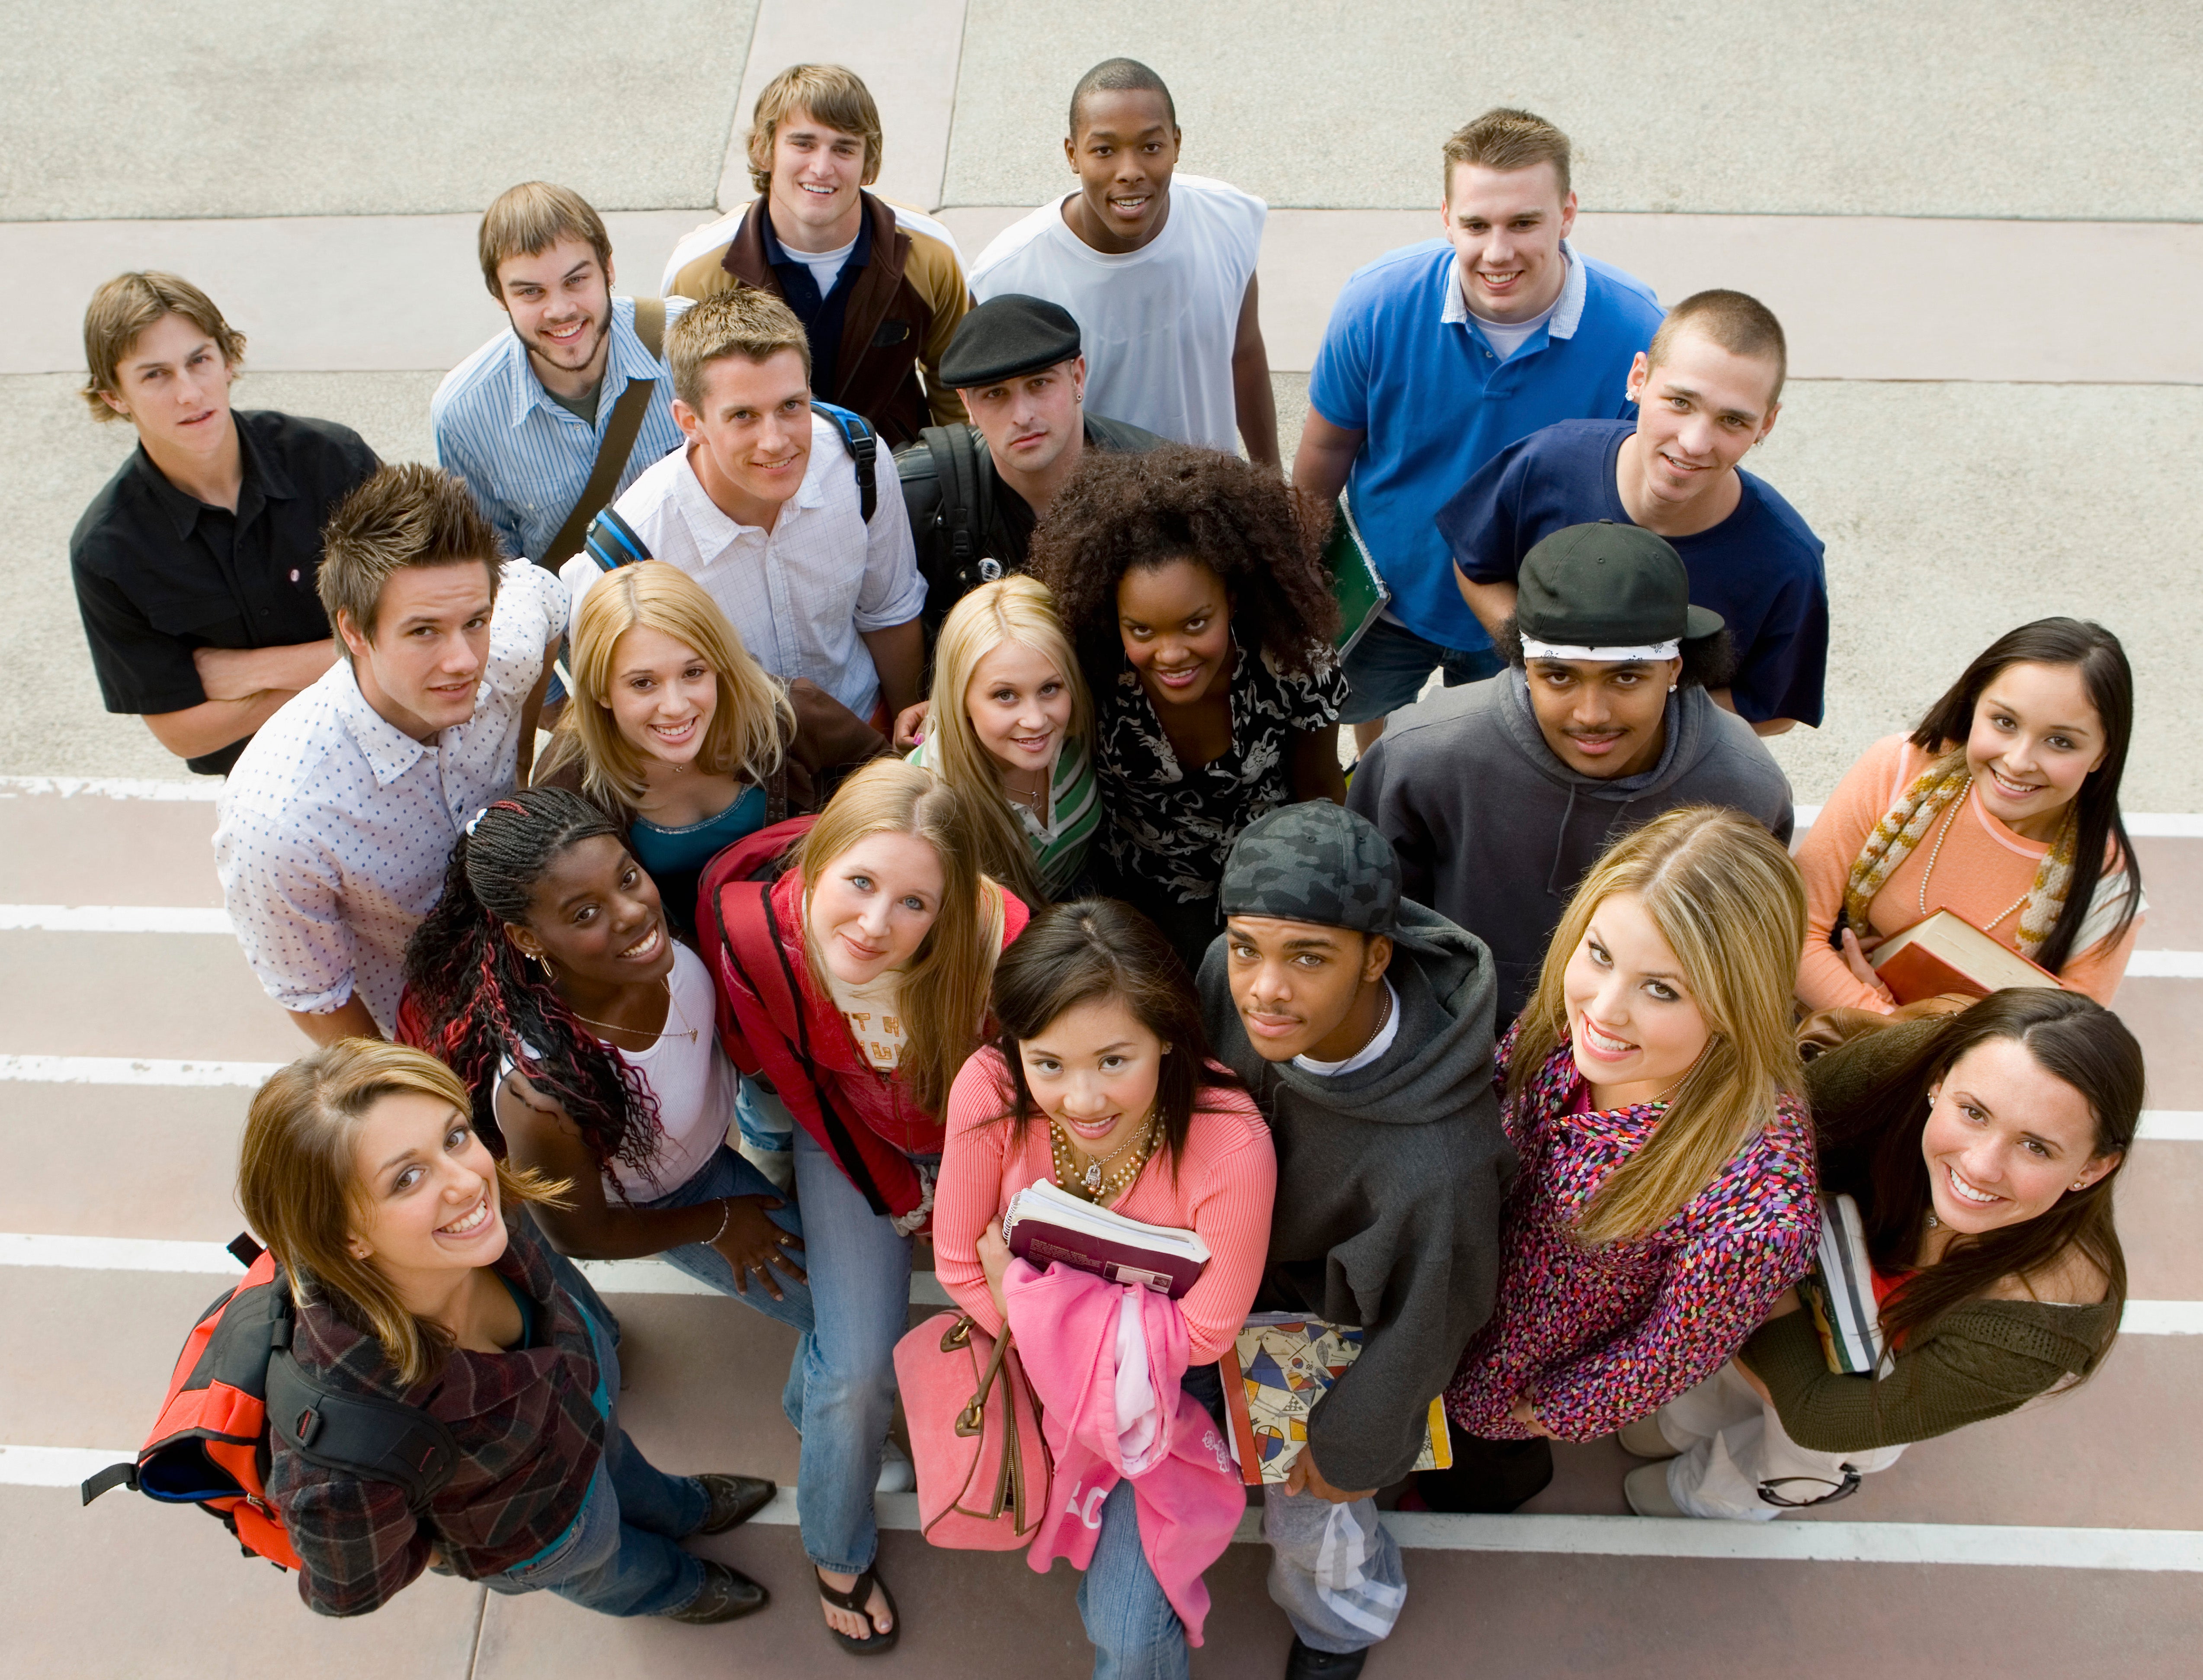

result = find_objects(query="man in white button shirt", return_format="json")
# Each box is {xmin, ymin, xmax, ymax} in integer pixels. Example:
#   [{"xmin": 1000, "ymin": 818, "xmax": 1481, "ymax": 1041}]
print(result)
[
  {"xmin": 215, "ymin": 465, "xmax": 566, "ymax": 1043},
  {"xmin": 562, "ymin": 288, "xmax": 925, "ymax": 727}
]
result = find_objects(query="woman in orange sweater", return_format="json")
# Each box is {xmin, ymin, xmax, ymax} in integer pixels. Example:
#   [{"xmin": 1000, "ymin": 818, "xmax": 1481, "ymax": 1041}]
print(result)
[
  {"xmin": 1796, "ymin": 619, "xmax": 2145, "ymax": 1013},
  {"xmin": 935, "ymin": 899, "xmax": 1274, "ymax": 1680}
]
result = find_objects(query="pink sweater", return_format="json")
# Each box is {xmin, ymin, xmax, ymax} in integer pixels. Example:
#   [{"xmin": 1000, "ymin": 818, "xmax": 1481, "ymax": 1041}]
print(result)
[
  {"xmin": 933, "ymin": 1048, "xmax": 1275, "ymax": 1365},
  {"xmin": 1796, "ymin": 734, "xmax": 2142, "ymax": 1012}
]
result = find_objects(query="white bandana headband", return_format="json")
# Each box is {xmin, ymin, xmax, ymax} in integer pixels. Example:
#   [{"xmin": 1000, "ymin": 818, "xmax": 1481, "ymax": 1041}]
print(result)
[{"xmin": 1520, "ymin": 636, "xmax": 1680, "ymax": 664}]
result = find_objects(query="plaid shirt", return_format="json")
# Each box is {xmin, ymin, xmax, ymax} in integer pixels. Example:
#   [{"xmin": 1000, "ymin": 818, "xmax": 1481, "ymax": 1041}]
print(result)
[{"xmin": 267, "ymin": 1217, "xmax": 609, "ymax": 1616}]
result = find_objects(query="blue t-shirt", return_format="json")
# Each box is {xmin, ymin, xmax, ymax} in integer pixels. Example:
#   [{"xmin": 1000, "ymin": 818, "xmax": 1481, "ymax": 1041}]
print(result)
[
  {"xmin": 1442, "ymin": 418, "xmax": 1830, "ymax": 726},
  {"xmin": 1307, "ymin": 239, "xmax": 1663, "ymax": 652}
]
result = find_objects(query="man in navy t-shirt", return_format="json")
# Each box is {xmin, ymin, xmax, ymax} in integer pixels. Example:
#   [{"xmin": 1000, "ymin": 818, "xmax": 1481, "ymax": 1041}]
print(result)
[{"xmin": 1445, "ymin": 290, "xmax": 1827, "ymax": 733}]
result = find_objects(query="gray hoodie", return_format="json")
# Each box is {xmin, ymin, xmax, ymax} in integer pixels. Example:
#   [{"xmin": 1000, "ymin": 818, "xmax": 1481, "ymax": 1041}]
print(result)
[
  {"xmin": 1198, "ymin": 901, "xmax": 1516, "ymax": 1491},
  {"xmin": 1348, "ymin": 671, "xmax": 1793, "ymax": 1020}
]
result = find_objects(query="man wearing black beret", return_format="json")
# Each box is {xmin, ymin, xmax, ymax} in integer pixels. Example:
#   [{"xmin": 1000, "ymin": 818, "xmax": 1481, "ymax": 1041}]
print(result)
[{"xmin": 894, "ymin": 292, "xmax": 1162, "ymax": 635}]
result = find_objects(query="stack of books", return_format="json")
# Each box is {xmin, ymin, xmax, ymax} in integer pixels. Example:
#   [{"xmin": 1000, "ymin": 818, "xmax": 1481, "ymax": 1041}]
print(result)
[
  {"xmin": 1001, "ymin": 1179, "xmax": 1210, "ymax": 1299},
  {"xmin": 1868, "ymin": 911, "xmax": 2064, "ymax": 1004}
]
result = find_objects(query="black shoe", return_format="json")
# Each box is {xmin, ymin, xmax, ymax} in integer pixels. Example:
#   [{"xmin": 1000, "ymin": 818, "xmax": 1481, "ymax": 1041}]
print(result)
[
  {"xmin": 693, "ymin": 1472, "xmax": 777, "ymax": 1535},
  {"xmin": 1286, "ymin": 1635, "xmax": 1369, "ymax": 1680},
  {"xmin": 664, "ymin": 1560, "xmax": 770, "ymax": 1624}
]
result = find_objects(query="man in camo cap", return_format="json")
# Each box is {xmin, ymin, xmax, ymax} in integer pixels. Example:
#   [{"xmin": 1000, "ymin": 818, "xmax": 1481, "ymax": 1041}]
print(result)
[{"xmin": 1197, "ymin": 802, "xmax": 1514, "ymax": 1680}]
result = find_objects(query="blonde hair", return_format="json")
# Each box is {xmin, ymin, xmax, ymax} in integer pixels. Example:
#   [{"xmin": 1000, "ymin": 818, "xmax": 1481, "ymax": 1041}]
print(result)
[
  {"xmin": 1511, "ymin": 806, "xmax": 1805, "ymax": 1245},
  {"xmin": 543, "ymin": 561, "xmax": 792, "ymax": 814},
  {"xmin": 746, "ymin": 64, "xmax": 883, "ymax": 195},
  {"xmin": 921, "ymin": 576, "xmax": 1091, "ymax": 904},
  {"xmin": 236, "ymin": 1041, "xmax": 569, "ymax": 1388},
  {"xmin": 477, "ymin": 181, "xmax": 612, "ymax": 300},
  {"xmin": 80, "ymin": 271, "xmax": 246, "ymax": 422},
  {"xmin": 798, "ymin": 760, "xmax": 1004, "ymax": 1119},
  {"xmin": 667, "ymin": 287, "xmax": 812, "ymax": 410},
  {"xmin": 1442, "ymin": 107, "xmax": 1572, "ymax": 201}
]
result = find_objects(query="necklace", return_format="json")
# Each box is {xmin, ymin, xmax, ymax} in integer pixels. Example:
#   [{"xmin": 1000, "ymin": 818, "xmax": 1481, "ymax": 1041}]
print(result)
[
  {"xmin": 1915, "ymin": 780, "xmax": 2030, "ymax": 931},
  {"xmin": 1004, "ymin": 769, "xmax": 1049, "ymax": 818},
  {"xmin": 1049, "ymin": 1112, "xmax": 1158, "ymax": 1202},
  {"xmin": 562, "ymin": 975, "xmax": 698, "ymax": 1045}
]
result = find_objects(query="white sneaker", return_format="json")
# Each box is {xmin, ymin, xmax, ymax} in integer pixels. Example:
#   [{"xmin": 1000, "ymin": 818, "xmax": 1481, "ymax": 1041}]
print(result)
[{"xmin": 875, "ymin": 1439, "xmax": 915, "ymax": 1494}]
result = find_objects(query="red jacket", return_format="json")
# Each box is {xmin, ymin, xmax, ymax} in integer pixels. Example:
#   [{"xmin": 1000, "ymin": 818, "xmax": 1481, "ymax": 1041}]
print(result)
[{"xmin": 706, "ymin": 864, "xmax": 1027, "ymax": 1222}]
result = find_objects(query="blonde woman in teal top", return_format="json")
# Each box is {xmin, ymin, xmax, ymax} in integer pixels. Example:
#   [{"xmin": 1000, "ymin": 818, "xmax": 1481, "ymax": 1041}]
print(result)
[{"xmin": 907, "ymin": 576, "xmax": 1097, "ymax": 904}]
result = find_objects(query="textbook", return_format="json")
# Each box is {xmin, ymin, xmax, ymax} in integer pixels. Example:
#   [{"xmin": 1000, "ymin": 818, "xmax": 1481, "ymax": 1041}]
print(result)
[
  {"xmin": 1217, "ymin": 1315, "xmax": 1453, "ymax": 1487},
  {"xmin": 1324, "ymin": 496, "xmax": 1391, "ymax": 659},
  {"xmin": 1869, "ymin": 911, "xmax": 2064, "ymax": 1004},
  {"xmin": 1001, "ymin": 1179, "xmax": 1210, "ymax": 1299}
]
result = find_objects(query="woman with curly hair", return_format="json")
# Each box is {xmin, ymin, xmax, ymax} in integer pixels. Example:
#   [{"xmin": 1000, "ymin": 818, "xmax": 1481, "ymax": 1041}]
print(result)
[{"xmin": 1031, "ymin": 444, "xmax": 1347, "ymax": 965}]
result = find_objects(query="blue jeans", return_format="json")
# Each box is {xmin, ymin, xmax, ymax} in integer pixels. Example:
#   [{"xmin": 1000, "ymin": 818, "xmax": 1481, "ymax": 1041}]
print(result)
[
  {"xmin": 484, "ymin": 1300, "xmax": 710, "ymax": 1617},
  {"xmin": 638, "ymin": 1143, "xmax": 815, "ymax": 1335},
  {"xmin": 1338, "ymin": 614, "xmax": 1504, "ymax": 724},
  {"xmin": 786, "ymin": 1125, "xmax": 927, "ymax": 1575}
]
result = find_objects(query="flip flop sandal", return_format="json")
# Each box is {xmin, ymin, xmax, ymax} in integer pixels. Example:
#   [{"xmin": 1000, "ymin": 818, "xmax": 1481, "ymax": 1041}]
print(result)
[{"xmin": 816, "ymin": 1564, "xmax": 901, "ymax": 1655}]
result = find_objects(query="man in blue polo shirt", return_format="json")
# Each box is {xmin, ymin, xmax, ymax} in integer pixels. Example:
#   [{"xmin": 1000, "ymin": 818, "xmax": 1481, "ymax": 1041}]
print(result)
[
  {"xmin": 1294, "ymin": 107, "xmax": 1662, "ymax": 750},
  {"xmin": 1446, "ymin": 290, "xmax": 1828, "ymax": 734}
]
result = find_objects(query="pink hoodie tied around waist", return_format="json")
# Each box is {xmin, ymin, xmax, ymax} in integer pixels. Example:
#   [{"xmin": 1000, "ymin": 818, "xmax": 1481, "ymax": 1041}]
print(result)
[{"xmin": 1004, "ymin": 1258, "xmax": 1244, "ymax": 1643}]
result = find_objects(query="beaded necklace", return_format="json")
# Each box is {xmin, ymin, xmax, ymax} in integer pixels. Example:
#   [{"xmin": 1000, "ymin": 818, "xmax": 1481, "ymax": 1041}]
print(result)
[{"xmin": 1049, "ymin": 1112, "xmax": 1159, "ymax": 1203}]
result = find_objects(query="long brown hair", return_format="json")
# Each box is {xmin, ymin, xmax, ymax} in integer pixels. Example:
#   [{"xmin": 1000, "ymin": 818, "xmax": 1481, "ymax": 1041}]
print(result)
[
  {"xmin": 798, "ymin": 759, "xmax": 1005, "ymax": 1118},
  {"xmin": 1816, "ymin": 990, "xmax": 2139, "ymax": 1363},
  {"xmin": 984, "ymin": 899, "xmax": 1233, "ymax": 1175},
  {"xmin": 1511, "ymin": 807, "xmax": 1806, "ymax": 1244},
  {"xmin": 237, "ymin": 1041, "xmax": 569, "ymax": 1388}
]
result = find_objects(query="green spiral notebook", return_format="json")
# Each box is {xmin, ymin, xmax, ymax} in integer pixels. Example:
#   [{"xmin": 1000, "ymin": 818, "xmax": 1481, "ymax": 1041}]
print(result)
[{"xmin": 1324, "ymin": 496, "xmax": 1390, "ymax": 658}]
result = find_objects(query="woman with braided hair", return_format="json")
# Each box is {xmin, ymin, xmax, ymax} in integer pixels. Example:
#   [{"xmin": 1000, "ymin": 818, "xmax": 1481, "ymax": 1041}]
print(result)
[
  {"xmin": 1796, "ymin": 618, "xmax": 2145, "ymax": 1012},
  {"xmin": 400, "ymin": 788, "xmax": 811, "ymax": 1331}
]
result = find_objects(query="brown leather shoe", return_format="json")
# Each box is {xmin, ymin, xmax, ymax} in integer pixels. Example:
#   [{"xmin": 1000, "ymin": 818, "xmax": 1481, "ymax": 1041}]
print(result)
[
  {"xmin": 665, "ymin": 1560, "xmax": 770, "ymax": 1624},
  {"xmin": 693, "ymin": 1472, "xmax": 776, "ymax": 1535}
]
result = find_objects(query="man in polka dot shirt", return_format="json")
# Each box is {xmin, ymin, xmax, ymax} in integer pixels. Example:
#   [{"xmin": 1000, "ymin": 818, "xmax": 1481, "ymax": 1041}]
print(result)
[{"xmin": 215, "ymin": 464, "xmax": 567, "ymax": 1042}]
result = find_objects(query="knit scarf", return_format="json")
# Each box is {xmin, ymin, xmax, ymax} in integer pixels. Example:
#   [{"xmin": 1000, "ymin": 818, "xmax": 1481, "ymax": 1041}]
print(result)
[{"xmin": 1843, "ymin": 747, "xmax": 2077, "ymax": 958}]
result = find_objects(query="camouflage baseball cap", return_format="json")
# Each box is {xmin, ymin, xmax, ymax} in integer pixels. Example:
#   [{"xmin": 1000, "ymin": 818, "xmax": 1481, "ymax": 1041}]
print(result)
[{"xmin": 1219, "ymin": 803, "xmax": 1444, "ymax": 952}]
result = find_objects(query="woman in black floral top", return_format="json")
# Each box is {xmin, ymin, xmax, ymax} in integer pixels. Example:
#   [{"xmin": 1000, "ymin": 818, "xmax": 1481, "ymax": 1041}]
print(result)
[{"xmin": 1032, "ymin": 445, "xmax": 1347, "ymax": 965}]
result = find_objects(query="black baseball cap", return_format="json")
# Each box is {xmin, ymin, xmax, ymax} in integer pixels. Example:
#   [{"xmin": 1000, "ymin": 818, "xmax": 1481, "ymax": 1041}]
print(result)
[
  {"xmin": 1517, "ymin": 521, "xmax": 1723, "ymax": 648},
  {"xmin": 939, "ymin": 293, "xmax": 1083, "ymax": 388}
]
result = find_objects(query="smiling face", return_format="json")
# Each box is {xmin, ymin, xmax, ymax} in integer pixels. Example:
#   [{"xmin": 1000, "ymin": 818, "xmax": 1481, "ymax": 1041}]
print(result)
[
  {"xmin": 1962, "ymin": 661, "xmax": 2110, "ymax": 842},
  {"xmin": 1441, "ymin": 160, "xmax": 1578, "ymax": 324},
  {"xmin": 101, "ymin": 311, "xmax": 237, "ymax": 456},
  {"xmin": 346, "ymin": 1091, "xmax": 507, "ymax": 1286},
  {"xmin": 766, "ymin": 107, "xmax": 869, "ymax": 249},
  {"xmin": 1225, "ymin": 916, "xmax": 1392, "ymax": 1064},
  {"xmin": 674, "ymin": 348, "xmax": 813, "ymax": 525},
  {"xmin": 1064, "ymin": 88, "xmax": 1180, "ymax": 251},
  {"xmin": 494, "ymin": 236, "xmax": 613, "ymax": 389},
  {"xmin": 964, "ymin": 638, "xmax": 1074, "ymax": 781},
  {"xmin": 508, "ymin": 834, "xmax": 673, "ymax": 989},
  {"xmin": 1921, "ymin": 1036, "xmax": 2120, "ymax": 1233},
  {"xmin": 961, "ymin": 356, "xmax": 1086, "ymax": 483},
  {"xmin": 807, "ymin": 829, "xmax": 946, "ymax": 986},
  {"xmin": 607, "ymin": 624, "xmax": 717, "ymax": 768},
  {"xmin": 1524, "ymin": 655, "xmax": 1681, "ymax": 779},
  {"xmin": 1562, "ymin": 891, "xmax": 1711, "ymax": 1108},
  {"xmin": 1117, "ymin": 558, "xmax": 1232, "ymax": 710},
  {"xmin": 1017, "ymin": 993, "xmax": 1169, "ymax": 1159},
  {"xmin": 1622, "ymin": 327, "xmax": 1782, "ymax": 518},
  {"xmin": 338, "ymin": 561, "xmax": 497, "ymax": 741}
]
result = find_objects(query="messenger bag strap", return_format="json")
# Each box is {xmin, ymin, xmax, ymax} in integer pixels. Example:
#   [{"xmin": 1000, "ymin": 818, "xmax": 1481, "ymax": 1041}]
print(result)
[{"xmin": 538, "ymin": 296, "xmax": 668, "ymax": 569}]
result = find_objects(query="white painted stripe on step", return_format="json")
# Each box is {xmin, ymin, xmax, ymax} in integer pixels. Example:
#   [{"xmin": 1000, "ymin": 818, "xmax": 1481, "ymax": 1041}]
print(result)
[
  {"xmin": 0, "ymin": 776, "xmax": 219, "ymax": 801},
  {"xmin": 2117, "ymin": 1301, "xmax": 2203, "ymax": 1335},
  {"xmin": 2140, "ymin": 1111, "xmax": 2203, "ymax": 1141},
  {"xmin": 0, "ymin": 905, "xmax": 231, "ymax": 934},
  {"xmin": 0, "ymin": 1445, "xmax": 133, "ymax": 1488},
  {"xmin": 2126, "ymin": 950, "xmax": 2203, "ymax": 978},
  {"xmin": 1792, "ymin": 806, "xmax": 2202, "ymax": 839},
  {"xmin": 0, "ymin": 1055, "xmax": 280, "ymax": 1087}
]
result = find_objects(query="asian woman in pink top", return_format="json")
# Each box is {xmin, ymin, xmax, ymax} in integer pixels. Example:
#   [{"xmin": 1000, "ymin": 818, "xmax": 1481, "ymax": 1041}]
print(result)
[{"xmin": 935, "ymin": 900, "xmax": 1275, "ymax": 1680}]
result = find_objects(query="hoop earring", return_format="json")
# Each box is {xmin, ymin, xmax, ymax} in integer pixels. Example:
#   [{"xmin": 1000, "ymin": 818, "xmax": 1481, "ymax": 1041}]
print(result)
[{"xmin": 535, "ymin": 954, "xmax": 555, "ymax": 980}]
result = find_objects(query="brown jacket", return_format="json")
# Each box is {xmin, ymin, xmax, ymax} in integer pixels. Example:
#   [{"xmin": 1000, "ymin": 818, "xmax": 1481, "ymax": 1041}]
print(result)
[{"xmin": 668, "ymin": 192, "xmax": 969, "ymax": 447}]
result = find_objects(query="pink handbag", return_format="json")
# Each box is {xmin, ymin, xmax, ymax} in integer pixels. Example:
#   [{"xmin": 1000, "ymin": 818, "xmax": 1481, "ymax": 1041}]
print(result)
[{"xmin": 892, "ymin": 1310, "xmax": 1052, "ymax": 1550}]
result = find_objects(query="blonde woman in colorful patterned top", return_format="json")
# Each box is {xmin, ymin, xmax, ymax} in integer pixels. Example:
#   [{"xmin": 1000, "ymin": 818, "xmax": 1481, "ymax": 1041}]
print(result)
[{"xmin": 1421, "ymin": 806, "xmax": 1818, "ymax": 1513}]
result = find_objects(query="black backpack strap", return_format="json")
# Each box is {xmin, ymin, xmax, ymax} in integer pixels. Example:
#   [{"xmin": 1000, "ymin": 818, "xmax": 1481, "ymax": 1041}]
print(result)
[
  {"xmin": 813, "ymin": 401, "xmax": 878, "ymax": 523},
  {"xmin": 80, "ymin": 1461, "xmax": 140, "ymax": 1504},
  {"xmin": 584, "ymin": 506, "xmax": 653, "ymax": 572},
  {"xmin": 265, "ymin": 1351, "xmax": 462, "ymax": 1517}
]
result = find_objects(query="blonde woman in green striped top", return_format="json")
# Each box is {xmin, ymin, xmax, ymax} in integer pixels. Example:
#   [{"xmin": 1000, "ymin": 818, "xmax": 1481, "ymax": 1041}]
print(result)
[{"xmin": 907, "ymin": 575, "xmax": 1098, "ymax": 904}]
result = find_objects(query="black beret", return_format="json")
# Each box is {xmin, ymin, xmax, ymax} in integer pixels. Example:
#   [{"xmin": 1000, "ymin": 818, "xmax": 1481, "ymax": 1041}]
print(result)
[{"xmin": 939, "ymin": 293, "xmax": 1083, "ymax": 387}]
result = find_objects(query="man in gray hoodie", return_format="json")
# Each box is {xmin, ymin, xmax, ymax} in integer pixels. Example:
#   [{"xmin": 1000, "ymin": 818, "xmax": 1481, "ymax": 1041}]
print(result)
[
  {"xmin": 1199, "ymin": 802, "xmax": 1514, "ymax": 1680},
  {"xmin": 1349, "ymin": 520, "xmax": 1793, "ymax": 1019}
]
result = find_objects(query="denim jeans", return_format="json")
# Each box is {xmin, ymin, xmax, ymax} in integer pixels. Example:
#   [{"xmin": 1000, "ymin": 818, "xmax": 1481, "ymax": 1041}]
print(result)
[
  {"xmin": 785, "ymin": 1125, "xmax": 927, "ymax": 1575},
  {"xmin": 483, "ymin": 1298, "xmax": 711, "ymax": 1617},
  {"xmin": 1338, "ymin": 614, "xmax": 1504, "ymax": 724},
  {"xmin": 637, "ymin": 1142, "xmax": 815, "ymax": 1335}
]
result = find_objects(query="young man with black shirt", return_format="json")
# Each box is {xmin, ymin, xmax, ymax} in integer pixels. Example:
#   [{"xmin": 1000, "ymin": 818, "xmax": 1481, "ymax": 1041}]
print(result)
[
  {"xmin": 70, "ymin": 272, "xmax": 378, "ymax": 775},
  {"xmin": 1200, "ymin": 803, "xmax": 1513, "ymax": 1680},
  {"xmin": 894, "ymin": 292, "xmax": 1162, "ymax": 630}
]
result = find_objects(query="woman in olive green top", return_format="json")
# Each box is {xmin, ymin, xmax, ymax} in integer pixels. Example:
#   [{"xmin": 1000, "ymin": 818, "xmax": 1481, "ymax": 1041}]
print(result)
[{"xmin": 1620, "ymin": 989, "xmax": 2140, "ymax": 1519}]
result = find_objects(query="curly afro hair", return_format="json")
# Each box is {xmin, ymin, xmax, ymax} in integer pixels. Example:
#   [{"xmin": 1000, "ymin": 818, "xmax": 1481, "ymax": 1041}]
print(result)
[{"xmin": 1029, "ymin": 444, "xmax": 1340, "ymax": 678}]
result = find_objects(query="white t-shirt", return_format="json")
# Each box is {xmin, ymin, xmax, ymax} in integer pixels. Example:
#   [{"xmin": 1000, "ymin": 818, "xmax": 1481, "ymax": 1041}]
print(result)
[
  {"xmin": 970, "ymin": 173, "xmax": 1266, "ymax": 453},
  {"xmin": 796, "ymin": 234, "xmax": 859, "ymax": 298},
  {"xmin": 826, "ymin": 964, "xmax": 908, "ymax": 1073},
  {"xmin": 1292, "ymin": 981, "xmax": 1402, "ymax": 1077}
]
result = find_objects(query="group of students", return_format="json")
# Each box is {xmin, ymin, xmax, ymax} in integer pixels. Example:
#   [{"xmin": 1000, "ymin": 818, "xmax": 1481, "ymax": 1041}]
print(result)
[{"xmin": 61, "ymin": 48, "xmax": 2154, "ymax": 1680}]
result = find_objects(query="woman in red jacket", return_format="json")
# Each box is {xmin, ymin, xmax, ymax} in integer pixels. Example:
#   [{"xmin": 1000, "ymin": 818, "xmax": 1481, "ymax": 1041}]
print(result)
[{"xmin": 704, "ymin": 758, "xmax": 1027, "ymax": 1653}]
